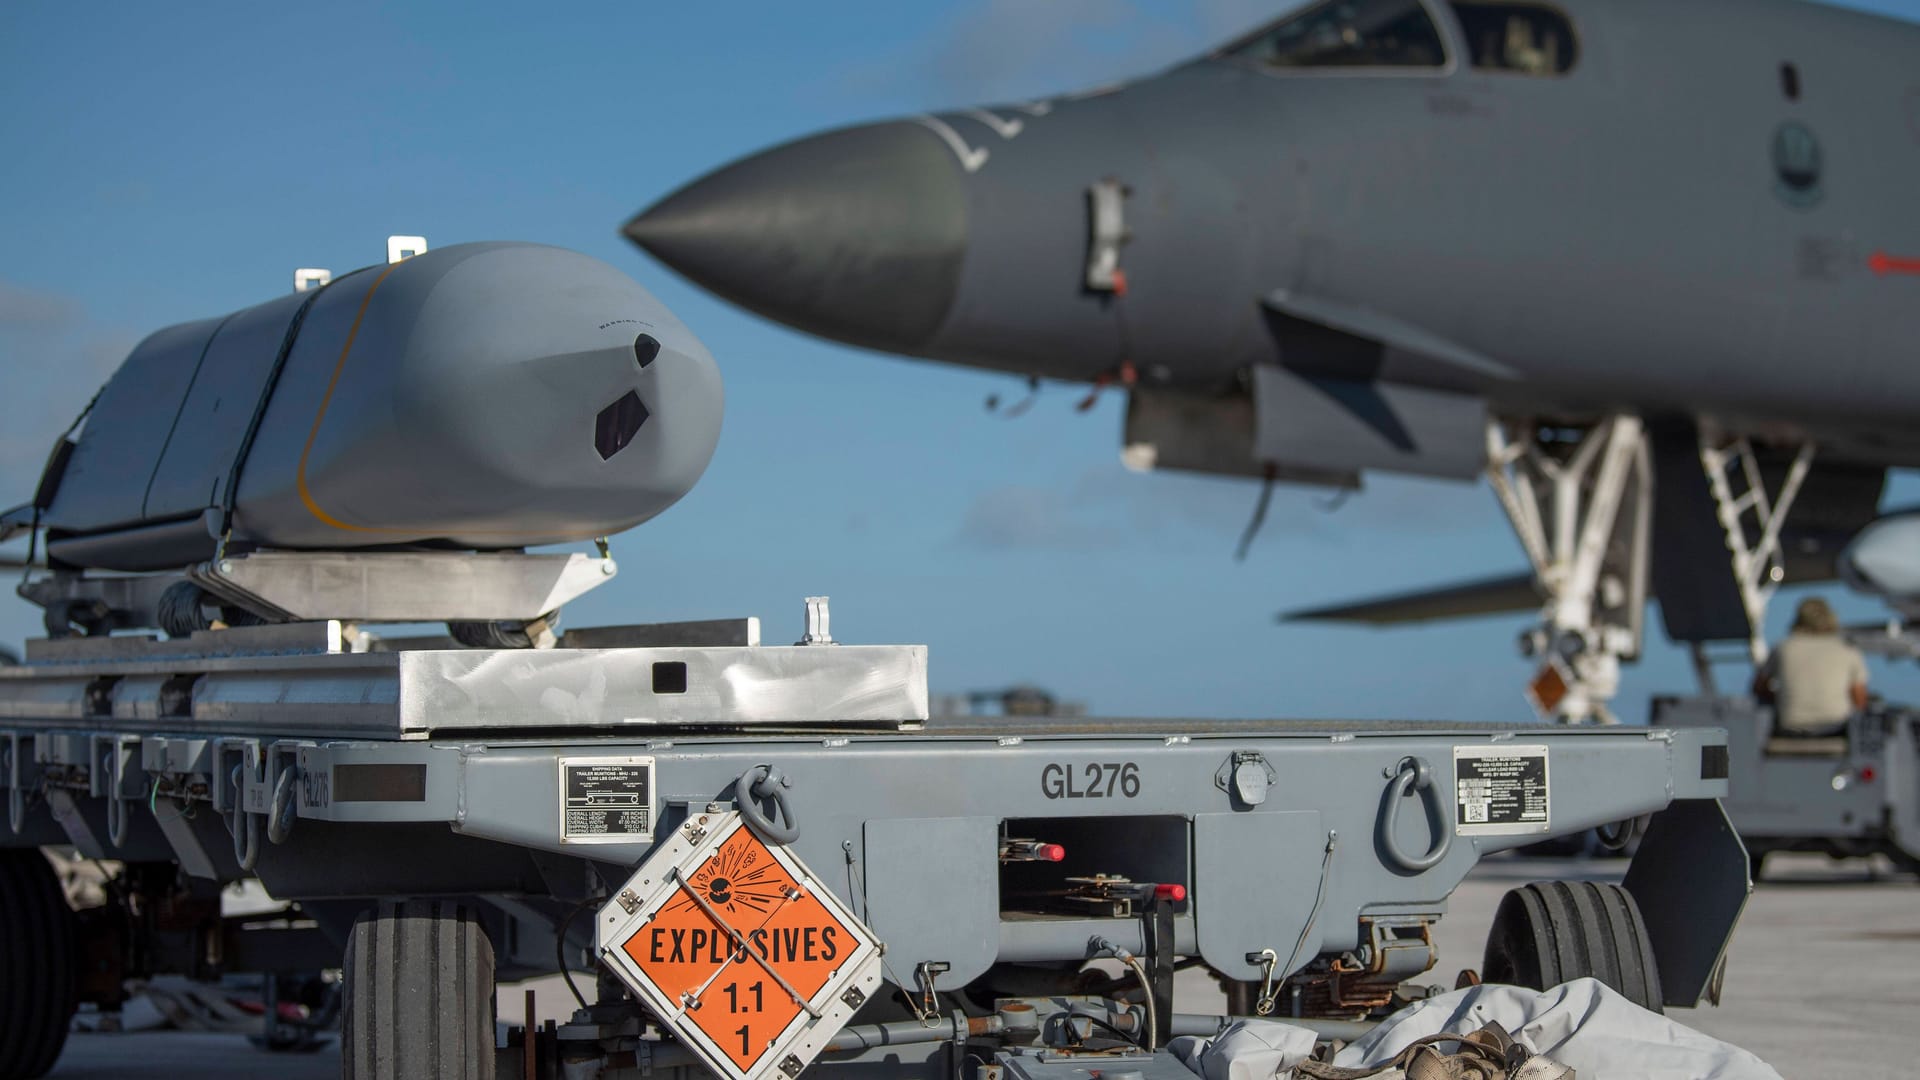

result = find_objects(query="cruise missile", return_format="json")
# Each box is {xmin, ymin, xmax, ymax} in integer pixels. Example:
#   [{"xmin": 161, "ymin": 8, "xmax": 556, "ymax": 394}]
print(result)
[
  {"xmin": 5, "ymin": 242, "xmax": 723, "ymax": 573},
  {"xmin": 1840, "ymin": 511, "xmax": 1920, "ymax": 616}
]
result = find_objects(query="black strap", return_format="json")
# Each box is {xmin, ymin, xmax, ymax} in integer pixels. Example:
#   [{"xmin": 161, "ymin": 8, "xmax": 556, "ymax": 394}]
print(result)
[
  {"xmin": 216, "ymin": 276, "xmax": 343, "ymax": 547},
  {"xmin": 21, "ymin": 381, "xmax": 111, "ymax": 574}
]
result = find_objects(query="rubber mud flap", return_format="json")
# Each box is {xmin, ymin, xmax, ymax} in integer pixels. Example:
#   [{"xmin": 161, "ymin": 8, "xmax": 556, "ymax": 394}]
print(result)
[{"xmin": 1622, "ymin": 798, "xmax": 1751, "ymax": 1007}]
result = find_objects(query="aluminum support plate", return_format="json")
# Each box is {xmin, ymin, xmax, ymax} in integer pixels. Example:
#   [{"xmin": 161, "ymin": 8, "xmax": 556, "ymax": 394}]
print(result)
[{"xmin": 189, "ymin": 551, "xmax": 616, "ymax": 621}]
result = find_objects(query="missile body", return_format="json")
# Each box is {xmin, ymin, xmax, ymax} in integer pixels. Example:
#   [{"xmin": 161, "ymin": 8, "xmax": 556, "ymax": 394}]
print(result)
[
  {"xmin": 1841, "ymin": 511, "xmax": 1920, "ymax": 610},
  {"xmin": 32, "ymin": 242, "xmax": 723, "ymax": 572}
]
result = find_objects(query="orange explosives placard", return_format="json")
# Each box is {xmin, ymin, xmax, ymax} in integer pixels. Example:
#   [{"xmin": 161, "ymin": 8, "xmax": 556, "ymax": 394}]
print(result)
[
  {"xmin": 597, "ymin": 812, "xmax": 883, "ymax": 1080},
  {"xmin": 624, "ymin": 828, "xmax": 855, "ymax": 1069}
]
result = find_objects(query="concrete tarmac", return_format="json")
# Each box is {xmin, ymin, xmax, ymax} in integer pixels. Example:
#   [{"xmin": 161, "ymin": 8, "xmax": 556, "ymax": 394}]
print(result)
[{"xmin": 47, "ymin": 854, "xmax": 1918, "ymax": 1079}]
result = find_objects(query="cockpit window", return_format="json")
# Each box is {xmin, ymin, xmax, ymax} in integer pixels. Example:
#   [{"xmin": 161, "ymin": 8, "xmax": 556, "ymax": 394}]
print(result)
[
  {"xmin": 1449, "ymin": 3, "xmax": 1578, "ymax": 75},
  {"xmin": 1224, "ymin": 0, "xmax": 1448, "ymax": 70}
]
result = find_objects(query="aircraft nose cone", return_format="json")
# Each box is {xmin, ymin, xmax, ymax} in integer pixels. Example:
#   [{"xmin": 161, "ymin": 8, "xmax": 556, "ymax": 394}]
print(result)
[{"xmin": 625, "ymin": 121, "xmax": 967, "ymax": 355}]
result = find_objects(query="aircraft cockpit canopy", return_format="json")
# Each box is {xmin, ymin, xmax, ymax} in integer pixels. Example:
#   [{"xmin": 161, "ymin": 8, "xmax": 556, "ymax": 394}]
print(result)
[
  {"xmin": 1222, "ymin": 0, "xmax": 1448, "ymax": 69},
  {"xmin": 1220, "ymin": 0, "xmax": 1578, "ymax": 76},
  {"xmin": 1450, "ymin": 3, "xmax": 1578, "ymax": 75}
]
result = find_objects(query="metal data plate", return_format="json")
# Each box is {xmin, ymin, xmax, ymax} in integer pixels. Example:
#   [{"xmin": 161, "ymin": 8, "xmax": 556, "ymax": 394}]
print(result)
[
  {"xmin": 559, "ymin": 756, "xmax": 655, "ymax": 845},
  {"xmin": 1453, "ymin": 744, "xmax": 1551, "ymax": 835},
  {"xmin": 597, "ymin": 812, "xmax": 884, "ymax": 1080}
]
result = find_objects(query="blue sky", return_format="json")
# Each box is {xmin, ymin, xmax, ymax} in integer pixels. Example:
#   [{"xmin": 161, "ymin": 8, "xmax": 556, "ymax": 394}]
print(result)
[{"xmin": 4, "ymin": 0, "xmax": 1918, "ymax": 722}]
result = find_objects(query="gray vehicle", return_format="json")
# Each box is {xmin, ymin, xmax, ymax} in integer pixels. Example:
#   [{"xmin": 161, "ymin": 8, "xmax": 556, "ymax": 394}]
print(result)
[
  {"xmin": 1651, "ymin": 695, "xmax": 1920, "ymax": 879},
  {"xmin": 0, "ymin": 253, "xmax": 1749, "ymax": 1080},
  {"xmin": 626, "ymin": 0, "xmax": 1920, "ymax": 722}
]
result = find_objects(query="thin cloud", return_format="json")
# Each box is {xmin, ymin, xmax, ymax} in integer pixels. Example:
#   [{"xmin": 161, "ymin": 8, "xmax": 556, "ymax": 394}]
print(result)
[
  {"xmin": 823, "ymin": 0, "xmax": 1223, "ymax": 112},
  {"xmin": 0, "ymin": 283, "xmax": 133, "ymax": 498},
  {"xmin": 956, "ymin": 484, "xmax": 1119, "ymax": 550},
  {"xmin": 0, "ymin": 280, "xmax": 82, "ymax": 332}
]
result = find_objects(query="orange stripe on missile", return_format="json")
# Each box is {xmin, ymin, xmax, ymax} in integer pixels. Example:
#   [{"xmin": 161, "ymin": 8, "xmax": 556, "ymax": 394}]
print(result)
[
  {"xmin": 288, "ymin": 264, "xmax": 605, "ymax": 539},
  {"xmin": 297, "ymin": 264, "xmax": 402, "ymax": 532}
]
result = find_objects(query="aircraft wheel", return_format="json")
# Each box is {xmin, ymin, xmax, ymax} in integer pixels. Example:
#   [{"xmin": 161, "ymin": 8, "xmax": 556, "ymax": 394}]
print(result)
[
  {"xmin": 0, "ymin": 849, "xmax": 78, "ymax": 1080},
  {"xmin": 342, "ymin": 900, "xmax": 495, "ymax": 1080},
  {"xmin": 156, "ymin": 581, "xmax": 215, "ymax": 638},
  {"xmin": 1482, "ymin": 880, "xmax": 1663, "ymax": 1013},
  {"xmin": 1749, "ymin": 850, "xmax": 1767, "ymax": 883}
]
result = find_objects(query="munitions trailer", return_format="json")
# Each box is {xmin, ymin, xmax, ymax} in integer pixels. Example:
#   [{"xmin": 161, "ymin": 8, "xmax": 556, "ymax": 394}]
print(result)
[{"xmin": 1, "ymin": 603, "xmax": 1748, "ymax": 1080}]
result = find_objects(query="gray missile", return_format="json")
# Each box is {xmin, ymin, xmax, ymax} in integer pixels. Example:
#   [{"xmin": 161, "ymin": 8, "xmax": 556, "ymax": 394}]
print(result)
[
  {"xmin": 13, "ymin": 242, "xmax": 723, "ymax": 572},
  {"xmin": 1840, "ymin": 511, "xmax": 1920, "ymax": 612}
]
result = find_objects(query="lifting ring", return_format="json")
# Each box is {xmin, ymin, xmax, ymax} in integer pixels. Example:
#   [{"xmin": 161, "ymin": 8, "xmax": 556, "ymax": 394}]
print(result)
[
  {"xmin": 1594, "ymin": 816, "xmax": 1635, "ymax": 852},
  {"xmin": 267, "ymin": 765, "xmax": 298, "ymax": 845},
  {"xmin": 230, "ymin": 762, "xmax": 260, "ymax": 871},
  {"xmin": 6, "ymin": 742, "xmax": 24, "ymax": 836},
  {"xmin": 1379, "ymin": 756, "xmax": 1451, "ymax": 873},
  {"xmin": 103, "ymin": 747, "xmax": 131, "ymax": 849},
  {"xmin": 734, "ymin": 763, "xmax": 799, "ymax": 844}
]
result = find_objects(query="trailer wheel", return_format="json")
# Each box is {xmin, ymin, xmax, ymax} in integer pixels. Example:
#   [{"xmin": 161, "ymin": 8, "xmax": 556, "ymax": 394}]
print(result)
[
  {"xmin": 0, "ymin": 849, "xmax": 78, "ymax": 1080},
  {"xmin": 342, "ymin": 900, "xmax": 496, "ymax": 1080},
  {"xmin": 1482, "ymin": 880, "xmax": 1663, "ymax": 1013}
]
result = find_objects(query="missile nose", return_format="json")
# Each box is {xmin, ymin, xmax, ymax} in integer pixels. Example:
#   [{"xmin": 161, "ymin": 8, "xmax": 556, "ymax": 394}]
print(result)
[{"xmin": 625, "ymin": 121, "xmax": 968, "ymax": 355}]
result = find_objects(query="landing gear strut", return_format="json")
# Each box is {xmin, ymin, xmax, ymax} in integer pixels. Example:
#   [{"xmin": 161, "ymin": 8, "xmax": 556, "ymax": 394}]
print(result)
[
  {"xmin": 1487, "ymin": 416, "xmax": 1816, "ymax": 722},
  {"xmin": 1486, "ymin": 416, "xmax": 1650, "ymax": 723}
]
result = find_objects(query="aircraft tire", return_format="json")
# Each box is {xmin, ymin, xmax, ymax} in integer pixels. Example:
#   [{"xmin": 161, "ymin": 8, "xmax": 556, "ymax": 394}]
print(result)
[
  {"xmin": 1481, "ymin": 880, "xmax": 1663, "ymax": 1013},
  {"xmin": 0, "ymin": 849, "xmax": 77, "ymax": 1080},
  {"xmin": 342, "ymin": 900, "xmax": 495, "ymax": 1080}
]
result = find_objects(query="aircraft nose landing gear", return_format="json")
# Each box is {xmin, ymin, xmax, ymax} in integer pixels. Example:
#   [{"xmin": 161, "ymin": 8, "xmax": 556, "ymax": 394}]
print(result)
[{"xmin": 1488, "ymin": 415, "xmax": 1651, "ymax": 724}]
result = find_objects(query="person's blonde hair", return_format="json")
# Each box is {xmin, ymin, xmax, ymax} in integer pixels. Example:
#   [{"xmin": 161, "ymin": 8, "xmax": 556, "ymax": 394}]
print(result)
[{"xmin": 1793, "ymin": 597, "xmax": 1839, "ymax": 634}]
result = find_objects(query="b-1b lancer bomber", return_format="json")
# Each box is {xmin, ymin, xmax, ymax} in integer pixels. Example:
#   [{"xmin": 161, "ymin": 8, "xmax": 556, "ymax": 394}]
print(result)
[{"xmin": 626, "ymin": 0, "xmax": 1920, "ymax": 721}]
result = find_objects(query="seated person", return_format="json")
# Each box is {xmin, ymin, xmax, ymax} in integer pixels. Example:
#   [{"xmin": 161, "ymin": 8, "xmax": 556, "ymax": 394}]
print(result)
[{"xmin": 1751, "ymin": 597, "xmax": 1868, "ymax": 740}]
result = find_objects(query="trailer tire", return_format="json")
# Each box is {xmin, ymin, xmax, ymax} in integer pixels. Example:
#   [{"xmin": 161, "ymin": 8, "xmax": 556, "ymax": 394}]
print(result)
[
  {"xmin": 0, "ymin": 849, "xmax": 78, "ymax": 1080},
  {"xmin": 1482, "ymin": 880, "xmax": 1663, "ymax": 1013},
  {"xmin": 342, "ymin": 900, "xmax": 495, "ymax": 1080}
]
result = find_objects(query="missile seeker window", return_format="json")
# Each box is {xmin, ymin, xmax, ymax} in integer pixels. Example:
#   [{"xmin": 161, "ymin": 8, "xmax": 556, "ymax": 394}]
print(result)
[
  {"xmin": 1449, "ymin": 3, "xmax": 1577, "ymax": 75},
  {"xmin": 1224, "ymin": 0, "xmax": 1448, "ymax": 69}
]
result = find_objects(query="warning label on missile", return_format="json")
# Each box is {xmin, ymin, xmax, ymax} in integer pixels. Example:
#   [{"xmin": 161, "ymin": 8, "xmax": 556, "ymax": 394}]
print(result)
[
  {"xmin": 559, "ymin": 756, "xmax": 654, "ymax": 843},
  {"xmin": 1453, "ymin": 745, "xmax": 1550, "ymax": 835}
]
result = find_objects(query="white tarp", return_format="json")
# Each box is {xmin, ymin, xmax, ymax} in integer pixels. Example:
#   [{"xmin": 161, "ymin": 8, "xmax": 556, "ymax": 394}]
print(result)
[{"xmin": 1170, "ymin": 979, "xmax": 1783, "ymax": 1080}]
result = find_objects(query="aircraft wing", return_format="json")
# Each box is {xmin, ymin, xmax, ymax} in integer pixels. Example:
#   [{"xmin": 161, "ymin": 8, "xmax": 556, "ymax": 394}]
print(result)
[{"xmin": 1281, "ymin": 571, "xmax": 1541, "ymax": 625}]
